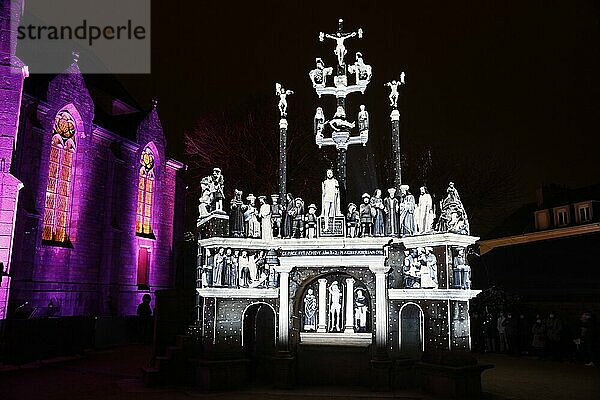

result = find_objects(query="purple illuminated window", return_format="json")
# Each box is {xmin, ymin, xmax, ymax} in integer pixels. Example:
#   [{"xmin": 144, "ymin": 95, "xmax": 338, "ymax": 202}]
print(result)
[
  {"xmin": 42, "ymin": 110, "xmax": 76, "ymax": 243},
  {"xmin": 136, "ymin": 146, "xmax": 155, "ymax": 236}
]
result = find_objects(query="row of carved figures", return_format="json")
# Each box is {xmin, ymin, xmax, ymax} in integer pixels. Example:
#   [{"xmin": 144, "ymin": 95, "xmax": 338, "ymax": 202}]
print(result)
[
  {"xmin": 201, "ymin": 245, "xmax": 470, "ymax": 291},
  {"xmin": 198, "ymin": 167, "xmax": 470, "ymax": 239},
  {"xmin": 401, "ymin": 246, "xmax": 471, "ymax": 290},
  {"xmin": 202, "ymin": 248, "xmax": 278, "ymax": 289}
]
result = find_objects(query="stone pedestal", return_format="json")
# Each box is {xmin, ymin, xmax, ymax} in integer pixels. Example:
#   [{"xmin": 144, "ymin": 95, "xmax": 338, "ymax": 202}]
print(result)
[
  {"xmin": 317, "ymin": 216, "xmax": 346, "ymax": 237},
  {"xmin": 194, "ymin": 358, "xmax": 250, "ymax": 391},
  {"xmin": 272, "ymin": 351, "xmax": 296, "ymax": 389},
  {"xmin": 370, "ymin": 358, "xmax": 392, "ymax": 391},
  {"xmin": 197, "ymin": 212, "xmax": 229, "ymax": 239},
  {"xmin": 417, "ymin": 362, "xmax": 493, "ymax": 399},
  {"xmin": 390, "ymin": 358, "xmax": 418, "ymax": 390}
]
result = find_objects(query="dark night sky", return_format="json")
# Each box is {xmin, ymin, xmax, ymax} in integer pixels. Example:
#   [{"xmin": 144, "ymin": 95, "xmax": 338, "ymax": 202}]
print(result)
[{"xmin": 113, "ymin": 0, "xmax": 600, "ymax": 236}]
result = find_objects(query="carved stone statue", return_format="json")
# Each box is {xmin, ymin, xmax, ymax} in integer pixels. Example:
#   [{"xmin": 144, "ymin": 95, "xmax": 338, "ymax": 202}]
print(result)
[
  {"xmin": 383, "ymin": 188, "xmax": 399, "ymax": 236},
  {"xmin": 359, "ymin": 193, "xmax": 374, "ymax": 237},
  {"xmin": 244, "ymin": 194, "xmax": 261, "ymax": 238},
  {"xmin": 255, "ymin": 250, "xmax": 266, "ymax": 284},
  {"xmin": 314, "ymin": 107, "xmax": 325, "ymax": 138},
  {"xmin": 453, "ymin": 248, "xmax": 471, "ymax": 289},
  {"xmin": 357, "ymin": 105, "xmax": 369, "ymax": 134},
  {"xmin": 213, "ymin": 247, "xmax": 225, "ymax": 287},
  {"xmin": 346, "ymin": 203, "xmax": 360, "ymax": 238},
  {"xmin": 419, "ymin": 247, "xmax": 438, "ymax": 289},
  {"xmin": 403, "ymin": 249, "xmax": 421, "ymax": 289},
  {"xmin": 399, "ymin": 185, "xmax": 416, "ymax": 236},
  {"xmin": 282, "ymin": 193, "xmax": 294, "ymax": 239},
  {"xmin": 436, "ymin": 182, "xmax": 470, "ymax": 235},
  {"xmin": 291, "ymin": 197, "xmax": 305, "ymax": 238},
  {"xmin": 258, "ymin": 196, "xmax": 273, "ymax": 241},
  {"xmin": 230, "ymin": 249, "xmax": 240, "ymax": 288},
  {"xmin": 305, "ymin": 204, "xmax": 318, "ymax": 239},
  {"xmin": 370, "ymin": 189, "xmax": 385, "ymax": 236},
  {"xmin": 210, "ymin": 168, "xmax": 225, "ymax": 211},
  {"xmin": 354, "ymin": 289, "xmax": 368, "ymax": 332},
  {"xmin": 328, "ymin": 106, "xmax": 355, "ymax": 132},
  {"xmin": 303, "ymin": 288, "xmax": 318, "ymax": 331},
  {"xmin": 348, "ymin": 52, "xmax": 372, "ymax": 84},
  {"xmin": 276, "ymin": 82, "xmax": 294, "ymax": 118},
  {"xmin": 239, "ymin": 250, "xmax": 251, "ymax": 287},
  {"xmin": 415, "ymin": 186, "xmax": 435, "ymax": 234},
  {"xmin": 320, "ymin": 25, "xmax": 359, "ymax": 67},
  {"xmin": 270, "ymin": 194, "xmax": 282, "ymax": 238},
  {"xmin": 223, "ymin": 248, "xmax": 233, "ymax": 287},
  {"xmin": 248, "ymin": 251, "xmax": 258, "ymax": 283},
  {"xmin": 385, "ymin": 76, "xmax": 405, "ymax": 109},
  {"xmin": 321, "ymin": 169, "xmax": 342, "ymax": 231},
  {"xmin": 328, "ymin": 281, "xmax": 343, "ymax": 332},
  {"xmin": 230, "ymin": 189, "xmax": 245, "ymax": 237},
  {"xmin": 309, "ymin": 58, "xmax": 333, "ymax": 87},
  {"xmin": 198, "ymin": 176, "xmax": 212, "ymax": 218}
]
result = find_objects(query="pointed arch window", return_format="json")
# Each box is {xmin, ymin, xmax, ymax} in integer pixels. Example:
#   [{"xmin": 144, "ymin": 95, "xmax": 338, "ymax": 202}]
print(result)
[
  {"xmin": 136, "ymin": 146, "xmax": 155, "ymax": 237},
  {"xmin": 42, "ymin": 110, "xmax": 77, "ymax": 244}
]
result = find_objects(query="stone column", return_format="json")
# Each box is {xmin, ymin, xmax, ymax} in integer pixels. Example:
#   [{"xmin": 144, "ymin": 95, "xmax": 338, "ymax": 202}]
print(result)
[
  {"xmin": 369, "ymin": 264, "xmax": 391, "ymax": 355},
  {"xmin": 279, "ymin": 118, "xmax": 287, "ymax": 202},
  {"xmin": 317, "ymin": 278, "xmax": 327, "ymax": 332},
  {"xmin": 390, "ymin": 109, "xmax": 401, "ymax": 191},
  {"xmin": 274, "ymin": 265, "xmax": 293, "ymax": 350},
  {"xmin": 344, "ymin": 277, "xmax": 355, "ymax": 333}
]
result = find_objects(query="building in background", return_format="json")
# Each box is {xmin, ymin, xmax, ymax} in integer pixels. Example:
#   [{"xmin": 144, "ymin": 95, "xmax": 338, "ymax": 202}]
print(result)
[
  {"xmin": 0, "ymin": 0, "xmax": 185, "ymax": 319},
  {"xmin": 477, "ymin": 184, "xmax": 600, "ymax": 315}
]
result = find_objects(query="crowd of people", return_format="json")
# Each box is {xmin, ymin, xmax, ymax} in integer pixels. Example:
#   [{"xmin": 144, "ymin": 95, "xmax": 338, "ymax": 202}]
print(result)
[{"xmin": 470, "ymin": 311, "xmax": 597, "ymax": 366}]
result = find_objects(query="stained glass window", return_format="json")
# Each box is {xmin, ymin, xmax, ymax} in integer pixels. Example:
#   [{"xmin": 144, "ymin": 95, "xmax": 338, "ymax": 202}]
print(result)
[
  {"xmin": 42, "ymin": 110, "xmax": 76, "ymax": 243},
  {"xmin": 136, "ymin": 146, "xmax": 155, "ymax": 236}
]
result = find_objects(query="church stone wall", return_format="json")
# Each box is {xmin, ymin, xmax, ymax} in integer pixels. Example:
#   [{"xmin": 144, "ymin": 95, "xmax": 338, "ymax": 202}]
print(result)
[{"xmin": 7, "ymin": 71, "xmax": 184, "ymax": 317}]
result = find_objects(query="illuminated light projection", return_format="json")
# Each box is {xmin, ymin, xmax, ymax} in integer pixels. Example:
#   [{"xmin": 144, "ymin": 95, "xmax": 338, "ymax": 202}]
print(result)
[
  {"xmin": 136, "ymin": 146, "xmax": 155, "ymax": 236},
  {"xmin": 151, "ymin": 19, "xmax": 490, "ymax": 395},
  {"xmin": 42, "ymin": 109, "xmax": 77, "ymax": 243}
]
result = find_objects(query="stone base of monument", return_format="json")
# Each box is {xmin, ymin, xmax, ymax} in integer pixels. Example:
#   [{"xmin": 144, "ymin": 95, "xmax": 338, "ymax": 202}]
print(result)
[
  {"xmin": 296, "ymin": 343, "xmax": 371, "ymax": 387},
  {"xmin": 194, "ymin": 358, "xmax": 250, "ymax": 391},
  {"xmin": 390, "ymin": 358, "xmax": 419, "ymax": 390},
  {"xmin": 416, "ymin": 352, "xmax": 494, "ymax": 399},
  {"xmin": 370, "ymin": 357, "xmax": 393, "ymax": 391},
  {"xmin": 272, "ymin": 351, "xmax": 296, "ymax": 389},
  {"xmin": 197, "ymin": 211, "xmax": 229, "ymax": 239}
]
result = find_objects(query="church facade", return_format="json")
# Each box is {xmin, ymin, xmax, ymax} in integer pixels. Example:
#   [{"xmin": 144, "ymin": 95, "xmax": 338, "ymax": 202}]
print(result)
[{"xmin": 0, "ymin": 0, "xmax": 185, "ymax": 319}]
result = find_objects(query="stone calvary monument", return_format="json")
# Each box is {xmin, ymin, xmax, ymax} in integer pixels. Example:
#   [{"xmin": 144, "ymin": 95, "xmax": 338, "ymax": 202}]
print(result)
[{"xmin": 146, "ymin": 19, "xmax": 491, "ymax": 398}]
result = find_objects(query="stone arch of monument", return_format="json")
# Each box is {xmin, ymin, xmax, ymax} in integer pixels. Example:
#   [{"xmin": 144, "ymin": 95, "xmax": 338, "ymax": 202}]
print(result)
[
  {"xmin": 292, "ymin": 271, "xmax": 373, "ymax": 338},
  {"xmin": 399, "ymin": 302, "xmax": 425, "ymax": 356},
  {"xmin": 241, "ymin": 301, "xmax": 277, "ymax": 347}
]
